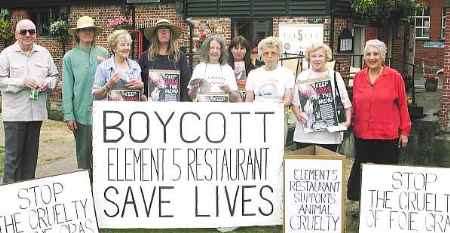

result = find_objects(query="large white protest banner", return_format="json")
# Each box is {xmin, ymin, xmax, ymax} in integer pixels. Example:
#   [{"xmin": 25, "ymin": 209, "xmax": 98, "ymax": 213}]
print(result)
[
  {"xmin": 0, "ymin": 171, "xmax": 98, "ymax": 233},
  {"xmin": 284, "ymin": 148, "xmax": 344, "ymax": 233},
  {"xmin": 92, "ymin": 101, "xmax": 284, "ymax": 228},
  {"xmin": 360, "ymin": 164, "xmax": 450, "ymax": 233}
]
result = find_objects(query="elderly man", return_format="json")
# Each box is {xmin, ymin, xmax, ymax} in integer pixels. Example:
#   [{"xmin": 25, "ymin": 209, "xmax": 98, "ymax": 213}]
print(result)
[{"xmin": 0, "ymin": 19, "xmax": 58, "ymax": 183}]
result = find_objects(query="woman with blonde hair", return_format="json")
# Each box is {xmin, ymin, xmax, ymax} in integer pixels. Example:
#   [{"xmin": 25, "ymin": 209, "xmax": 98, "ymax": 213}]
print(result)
[
  {"xmin": 93, "ymin": 30, "xmax": 143, "ymax": 100},
  {"xmin": 139, "ymin": 19, "xmax": 191, "ymax": 101},
  {"xmin": 291, "ymin": 42, "xmax": 351, "ymax": 151},
  {"xmin": 188, "ymin": 34, "xmax": 241, "ymax": 102}
]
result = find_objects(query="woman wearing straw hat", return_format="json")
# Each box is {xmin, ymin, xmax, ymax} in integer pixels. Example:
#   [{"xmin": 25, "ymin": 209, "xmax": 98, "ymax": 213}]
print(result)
[
  {"xmin": 139, "ymin": 19, "xmax": 191, "ymax": 101},
  {"xmin": 63, "ymin": 16, "xmax": 108, "ymax": 180}
]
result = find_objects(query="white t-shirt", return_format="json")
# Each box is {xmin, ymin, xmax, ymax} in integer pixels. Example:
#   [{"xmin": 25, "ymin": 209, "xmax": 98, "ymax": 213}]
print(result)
[
  {"xmin": 245, "ymin": 65, "xmax": 295, "ymax": 103},
  {"xmin": 188, "ymin": 62, "xmax": 238, "ymax": 93},
  {"xmin": 292, "ymin": 69, "xmax": 352, "ymax": 144}
]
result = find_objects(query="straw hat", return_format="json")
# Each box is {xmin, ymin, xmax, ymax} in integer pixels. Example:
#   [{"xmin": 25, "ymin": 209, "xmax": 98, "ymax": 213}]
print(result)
[
  {"xmin": 69, "ymin": 16, "xmax": 102, "ymax": 34},
  {"xmin": 144, "ymin": 19, "xmax": 181, "ymax": 41}
]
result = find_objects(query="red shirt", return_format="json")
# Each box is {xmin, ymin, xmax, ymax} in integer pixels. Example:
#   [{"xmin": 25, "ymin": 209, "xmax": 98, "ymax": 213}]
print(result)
[{"xmin": 352, "ymin": 67, "xmax": 411, "ymax": 139}]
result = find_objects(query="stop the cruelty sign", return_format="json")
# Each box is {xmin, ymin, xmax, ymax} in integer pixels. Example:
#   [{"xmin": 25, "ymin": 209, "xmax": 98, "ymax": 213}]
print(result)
[
  {"xmin": 360, "ymin": 164, "xmax": 450, "ymax": 233},
  {"xmin": 0, "ymin": 171, "xmax": 98, "ymax": 233},
  {"xmin": 92, "ymin": 102, "xmax": 284, "ymax": 229}
]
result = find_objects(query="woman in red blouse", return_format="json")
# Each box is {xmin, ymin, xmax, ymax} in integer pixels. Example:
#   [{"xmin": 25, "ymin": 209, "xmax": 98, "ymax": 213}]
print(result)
[{"xmin": 347, "ymin": 39, "xmax": 411, "ymax": 201}]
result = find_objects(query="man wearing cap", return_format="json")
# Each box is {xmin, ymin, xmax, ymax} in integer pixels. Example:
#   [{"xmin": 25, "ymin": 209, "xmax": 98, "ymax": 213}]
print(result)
[
  {"xmin": 0, "ymin": 19, "xmax": 58, "ymax": 183},
  {"xmin": 139, "ymin": 19, "xmax": 191, "ymax": 101},
  {"xmin": 63, "ymin": 16, "xmax": 108, "ymax": 180}
]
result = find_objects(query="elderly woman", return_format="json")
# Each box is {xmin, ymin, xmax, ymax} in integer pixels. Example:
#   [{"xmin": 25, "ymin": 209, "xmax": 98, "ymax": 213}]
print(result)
[
  {"xmin": 228, "ymin": 36, "xmax": 255, "ymax": 97},
  {"xmin": 245, "ymin": 36, "xmax": 294, "ymax": 104},
  {"xmin": 63, "ymin": 16, "xmax": 108, "ymax": 180},
  {"xmin": 139, "ymin": 19, "xmax": 191, "ymax": 101},
  {"xmin": 292, "ymin": 42, "xmax": 352, "ymax": 151},
  {"xmin": 93, "ymin": 30, "xmax": 143, "ymax": 100},
  {"xmin": 188, "ymin": 35, "xmax": 241, "ymax": 102},
  {"xmin": 347, "ymin": 39, "xmax": 411, "ymax": 201}
]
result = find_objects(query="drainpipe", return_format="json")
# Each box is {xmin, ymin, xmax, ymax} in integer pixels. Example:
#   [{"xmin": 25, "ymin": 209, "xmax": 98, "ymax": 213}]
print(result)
[{"xmin": 329, "ymin": 0, "xmax": 335, "ymax": 51}]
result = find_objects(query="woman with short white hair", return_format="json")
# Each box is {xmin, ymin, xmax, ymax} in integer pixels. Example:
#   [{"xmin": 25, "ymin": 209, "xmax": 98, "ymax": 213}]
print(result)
[
  {"xmin": 93, "ymin": 30, "xmax": 143, "ymax": 100},
  {"xmin": 245, "ymin": 36, "xmax": 294, "ymax": 104},
  {"xmin": 347, "ymin": 39, "xmax": 411, "ymax": 201},
  {"xmin": 291, "ymin": 42, "xmax": 352, "ymax": 151}
]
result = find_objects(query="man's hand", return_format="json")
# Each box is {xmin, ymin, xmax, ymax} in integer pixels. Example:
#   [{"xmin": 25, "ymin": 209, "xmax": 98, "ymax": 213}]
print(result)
[
  {"xmin": 66, "ymin": 120, "xmax": 77, "ymax": 132},
  {"xmin": 23, "ymin": 78, "xmax": 40, "ymax": 89}
]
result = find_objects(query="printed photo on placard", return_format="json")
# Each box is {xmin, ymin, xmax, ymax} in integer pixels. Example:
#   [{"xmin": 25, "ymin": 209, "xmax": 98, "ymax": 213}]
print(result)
[
  {"xmin": 297, "ymin": 77, "xmax": 338, "ymax": 132},
  {"xmin": 108, "ymin": 89, "xmax": 141, "ymax": 101},
  {"xmin": 148, "ymin": 69, "xmax": 181, "ymax": 102}
]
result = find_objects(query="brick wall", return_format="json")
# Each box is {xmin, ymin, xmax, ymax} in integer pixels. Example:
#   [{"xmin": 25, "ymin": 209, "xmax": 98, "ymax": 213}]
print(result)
[
  {"xmin": 414, "ymin": 0, "xmax": 445, "ymax": 70},
  {"xmin": 440, "ymin": 7, "xmax": 450, "ymax": 129},
  {"xmin": 415, "ymin": 40, "xmax": 444, "ymax": 69}
]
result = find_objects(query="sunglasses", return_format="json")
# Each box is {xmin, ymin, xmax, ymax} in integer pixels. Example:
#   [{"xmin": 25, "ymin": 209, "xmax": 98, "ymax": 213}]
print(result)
[{"xmin": 19, "ymin": 29, "xmax": 36, "ymax": 35}]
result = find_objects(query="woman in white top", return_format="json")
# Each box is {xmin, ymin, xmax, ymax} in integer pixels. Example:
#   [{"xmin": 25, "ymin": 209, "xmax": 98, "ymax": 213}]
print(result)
[
  {"xmin": 245, "ymin": 36, "xmax": 294, "ymax": 104},
  {"xmin": 292, "ymin": 42, "xmax": 352, "ymax": 151},
  {"xmin": 188, "ymin": 35, "xmax": 241, "ymax": 102}
]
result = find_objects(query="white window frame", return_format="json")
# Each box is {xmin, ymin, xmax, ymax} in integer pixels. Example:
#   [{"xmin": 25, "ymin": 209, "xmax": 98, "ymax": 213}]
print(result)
[
  {"xmin": 442, "ymin": 8, "xmax": 446, "ymax": 39},
  {"xmin": 415, "ymin": 7, "xmax": 430, "ymax": 39}
]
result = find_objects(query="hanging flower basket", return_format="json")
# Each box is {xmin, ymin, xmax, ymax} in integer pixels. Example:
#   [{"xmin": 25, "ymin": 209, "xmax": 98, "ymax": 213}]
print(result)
[{"xmin": 107, "ymin": 16, "xmax": 133, "ymax": 30}]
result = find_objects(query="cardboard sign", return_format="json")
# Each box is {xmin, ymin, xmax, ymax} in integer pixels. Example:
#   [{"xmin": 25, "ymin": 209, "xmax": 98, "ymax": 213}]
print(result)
[
  {"xmin": 284, "ymin": 146, "xmax": 344, "ymax": 233},
  {"xmin": 0, "ymin": 171, "xmax": 98, "ymax": 233},
  {"xmin": 92, "ymin": 101, "xmax": 284, "ymax": 228},
  {"xmin": 279, "ymin": 23, "xmax": 324, "ymax": 54},
  {"xmin": 148, "ymin": 69, "xmax": 181, "ymax": 102},
  {"xmin": 359, "ymin": 164, "xmax": 450, "ymax": 233}
]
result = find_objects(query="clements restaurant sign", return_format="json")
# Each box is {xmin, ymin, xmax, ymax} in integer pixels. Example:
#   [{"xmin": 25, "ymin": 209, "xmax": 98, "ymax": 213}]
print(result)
[{"xmin": 92, "ymin": 101, "xmax": 285, "ymax": 229}]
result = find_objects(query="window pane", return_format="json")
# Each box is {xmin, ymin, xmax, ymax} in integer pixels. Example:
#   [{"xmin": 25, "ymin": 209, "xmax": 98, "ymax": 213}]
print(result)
[
  {"xmin": 423, "ymin": 28, "xmax": 430, "ymax": 37},
  {"xmin": 424, "ymin": 18, "xmax": 430, "ymax": 27},
  {"xmin": 416, "ymin": 28, "xmax": 422, "ymax": 37}
]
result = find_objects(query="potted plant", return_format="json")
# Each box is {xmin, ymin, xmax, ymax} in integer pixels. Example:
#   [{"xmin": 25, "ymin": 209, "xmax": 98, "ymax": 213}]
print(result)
[
  {"xmin": 49, "ymin": 20, "xmax": 70, "ymax": 53},
  {"xmin": 0, "ymin": 18, "xmax": 13, "ymax": 46}
]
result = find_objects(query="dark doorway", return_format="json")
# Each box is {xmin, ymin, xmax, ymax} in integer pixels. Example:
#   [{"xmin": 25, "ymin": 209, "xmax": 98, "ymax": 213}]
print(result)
[{"xmin": 231, "ymin": 18, "xmax": 273, "ymax": 48}]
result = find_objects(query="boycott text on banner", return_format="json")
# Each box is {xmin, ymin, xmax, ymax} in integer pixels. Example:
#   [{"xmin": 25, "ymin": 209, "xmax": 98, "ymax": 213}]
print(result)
[
  {"xmin": 359, "ymin": 164, "xmax": 450, "ymax": 233},
  {"xmin": 0, "ymin": 171, "xmax": 98, "ymax": 233},
  {"xmin": 92, "ymin": 101, "xmax": 284, "ymax": 229},
  {"xmin": 284, "ymin": 146, "xmax": 344, "ymax": 233}
]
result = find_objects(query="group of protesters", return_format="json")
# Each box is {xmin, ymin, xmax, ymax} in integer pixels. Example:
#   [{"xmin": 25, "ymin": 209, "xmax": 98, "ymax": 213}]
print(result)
[{"xmin": 0, "ymin": 16, "xmax": 411, "ymax": 205}]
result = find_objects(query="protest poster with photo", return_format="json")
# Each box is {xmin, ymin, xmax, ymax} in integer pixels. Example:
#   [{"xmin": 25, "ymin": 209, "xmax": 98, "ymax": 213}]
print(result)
[
  {"xmin": 108, "ymin": 89, "xmax": 141, "ymax": 101},
  {"xmin": 148, "ymin": 69, "xmax": 181, "ymax": 102},
  {"xmin": 92, "ymin": 101, "xmax": 285, "ymax": 229},
  {"xmin": 297, "ymin": 77, "xmax": 338, "ymax": 132},
  {"xmin": 359, "ymin": 164, "xmax": 450, "ymax": 233},
  {"xmin": 0, "ymin": 171, "xmax": 98, "ymax": 233},
  {"xmin": 284, "ymin": 149, "xmax": 344, "ymax": 233}
]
